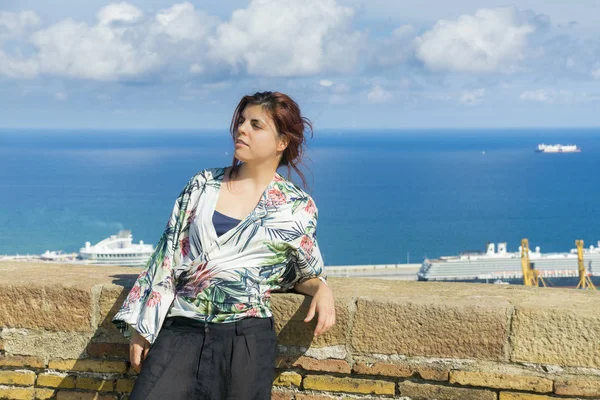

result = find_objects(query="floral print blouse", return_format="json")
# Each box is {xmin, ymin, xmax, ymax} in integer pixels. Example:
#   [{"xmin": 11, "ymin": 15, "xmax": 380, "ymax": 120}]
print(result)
[{"xmin": 111, "ymin": 166, "xmax": 327, "ymax": 345}]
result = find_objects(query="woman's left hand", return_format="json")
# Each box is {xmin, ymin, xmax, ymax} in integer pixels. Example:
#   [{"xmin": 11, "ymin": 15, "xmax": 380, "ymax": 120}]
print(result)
[{"xmin": 304, "ymin": 284, "xmax": 336, "ymax": 336}]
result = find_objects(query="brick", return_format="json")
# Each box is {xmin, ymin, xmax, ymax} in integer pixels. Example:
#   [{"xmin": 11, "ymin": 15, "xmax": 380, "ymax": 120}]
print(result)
[
  {"xmin": 0, "ymin": 370, "xmax": 36, "ymax": 385},
  {"xmin": 303, "ymin": 375, "xmax": 395, "ymax": 395},
  {"xmin": 86, "ymin": 342, "xmax": 129, "ymax": 359},
  {"xmin": 554, "ymin": 377, "xmax": 600, "ymax": 397},
  {"xmin": 35, "ymin": 387, "xmax": 57, "ymax": 399},
  {"xmin": 273, "ymin": 372, "xmax": 302, "ymax": 387},
  {"xmin": 75, "ymin": 377, "xmax": 115, "ymax": 392},
  {"xmin": 0, "ymin": 355, "xmax": 45, "ymax": 369},
  {"xmin": 418, "ymin": 366, "xmax": 450, "ymax": 381},
  {"xmin": 499, "ymin": 393, "xmax": 557, "ymax": 400},
  {"xmin": 450, "ymin": 370, "xmax": 552, "ymax": 392},
  {"xmin": 36, "ymin": 373, "xmax": 76, "ymax": 389},
  {"xmin": 271, "ymin": 391, "xmax": 294, "ymax": 400},
  {"xmin": 55, "ymin": 391, "xmax": 117, "ymax": 400},
  {"xmin": 399, "ymin": 380, "xmax": 496, "ymax": 400},
  {"xmin": 48, "ymin": 359, "xmax": 127, "ymax": 373},
  {"xmin": 276, "ymin": 356, "xmax": 350, "ymax": 373},
  {"xmin": 116, "ymin": 378, "xmax": 136, "ymax": 393},
  {"xmin": 295, "ymin": 394, "xmax": 340, "ymax": 400},
  {"xmin": 0, "ymin": 386, "xmax": 35, "ymax": 400},
  {"xmin": 352, "ymin": 361, "xmax": 413, "ymax": 377}
]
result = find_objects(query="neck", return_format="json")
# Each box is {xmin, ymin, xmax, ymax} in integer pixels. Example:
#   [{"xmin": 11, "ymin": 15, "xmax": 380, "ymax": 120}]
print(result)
[{"xmin": 236, "ymin": 160, "xmax": 278, "ymax": 188}]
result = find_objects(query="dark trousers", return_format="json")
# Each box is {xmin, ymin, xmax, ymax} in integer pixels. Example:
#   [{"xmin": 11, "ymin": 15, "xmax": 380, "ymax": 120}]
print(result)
[{"xmin": 129, "ymin": 316, "xmax": 278, "ymax": 400}]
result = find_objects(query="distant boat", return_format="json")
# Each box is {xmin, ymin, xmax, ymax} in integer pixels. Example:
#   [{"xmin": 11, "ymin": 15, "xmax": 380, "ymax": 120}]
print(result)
[
  {"xmin": 40, "ymin": 250, "xmax": 72, "ymax": 261},
  {"xmin": 78, "ymin": 230, "xmax": 154, "ymax": 267},
  {"xmin": 535, "ymin": 143, "xmax": 581, "ymax": 153},
  {"xmin": 418, "ymin": 240, "xmax": 600, "ymax": 287}
]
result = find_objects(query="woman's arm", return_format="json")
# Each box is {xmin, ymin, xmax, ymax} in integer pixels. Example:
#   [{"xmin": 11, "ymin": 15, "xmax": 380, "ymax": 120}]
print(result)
[
  {"xmin": 294, "ymin": 277, "xmax": 335, "ymax": 337},
  {"xmin": 294, "ymin": 276, "xmax": 326, "ymax": 296}
]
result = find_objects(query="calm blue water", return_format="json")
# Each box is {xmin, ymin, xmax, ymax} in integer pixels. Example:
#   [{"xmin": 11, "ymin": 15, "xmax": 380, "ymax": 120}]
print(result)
[{"xmin": 1, "ymin": 128, "xmax": 599, "ymax": 266}]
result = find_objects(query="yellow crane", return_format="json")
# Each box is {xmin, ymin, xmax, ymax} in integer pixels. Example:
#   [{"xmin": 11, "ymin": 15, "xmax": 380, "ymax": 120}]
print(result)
[
  {"xmin": 520, "ymin": 238, "xmax": 546, "ymax": 287},
  {"xmin": 575, "ymin": 240, "xmax": 596, "ymax": 290}
]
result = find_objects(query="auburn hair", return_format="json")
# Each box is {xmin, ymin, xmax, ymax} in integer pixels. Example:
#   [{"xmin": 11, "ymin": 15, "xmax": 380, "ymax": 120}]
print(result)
[{"xmin": 228, "ymin": 91, "xmax": 314, "ymax": 190}]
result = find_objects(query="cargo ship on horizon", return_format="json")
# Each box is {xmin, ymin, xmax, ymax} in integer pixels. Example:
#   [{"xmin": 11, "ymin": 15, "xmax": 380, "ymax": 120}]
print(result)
[
  {"xmin": 418, "ymin": 241, "xmax": 600, "ymax": 288},
  {"xmin": 535, "ymin": 143, "xmax": 581, "ymax": 153}
]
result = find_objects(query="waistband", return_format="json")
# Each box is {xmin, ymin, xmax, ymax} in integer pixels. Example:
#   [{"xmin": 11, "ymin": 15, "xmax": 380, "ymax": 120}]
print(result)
[{"xmin": 162, "ymin": 315, "xmax": 274, "ymax": 336}]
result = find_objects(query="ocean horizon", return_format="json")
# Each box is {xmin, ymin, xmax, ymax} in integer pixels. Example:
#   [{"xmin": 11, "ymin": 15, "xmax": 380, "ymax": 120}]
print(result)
[{"xmin": 1, "ymin": 127, "xmax": 599, "ymax": 266}]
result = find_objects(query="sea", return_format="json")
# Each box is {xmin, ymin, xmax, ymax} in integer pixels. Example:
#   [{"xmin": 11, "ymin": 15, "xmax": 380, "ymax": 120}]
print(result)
[{"xmin": 1, "ymin": 128, "xmax": 599, "ymax": 266}]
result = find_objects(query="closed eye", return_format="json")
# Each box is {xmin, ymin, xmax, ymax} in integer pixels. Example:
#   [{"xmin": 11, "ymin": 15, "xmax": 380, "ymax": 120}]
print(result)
[{"xmin": 239, "ymin": 114, "xmax": 263, "ymax": 129}]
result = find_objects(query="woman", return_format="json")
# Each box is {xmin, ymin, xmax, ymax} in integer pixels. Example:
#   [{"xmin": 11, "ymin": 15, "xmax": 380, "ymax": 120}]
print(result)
[{"xmin": 111, "ymin": 91, "xmax": 335, "ymax": 399}]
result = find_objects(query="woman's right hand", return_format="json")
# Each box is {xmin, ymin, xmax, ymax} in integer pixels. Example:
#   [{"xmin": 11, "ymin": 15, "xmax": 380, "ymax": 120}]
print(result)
[{"xmin": 129, "ymin": 329, "xmax": 151, "ymax": 373}]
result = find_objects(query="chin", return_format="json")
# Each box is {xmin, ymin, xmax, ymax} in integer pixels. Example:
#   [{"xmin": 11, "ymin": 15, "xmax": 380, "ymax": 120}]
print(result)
[{"xmin": 233, "ymin": 152, "xmax": 249, "ymax": 163}]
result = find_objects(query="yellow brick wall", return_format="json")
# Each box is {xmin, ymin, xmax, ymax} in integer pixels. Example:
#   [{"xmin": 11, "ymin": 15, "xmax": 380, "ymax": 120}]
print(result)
[{"xmin": 1, "ymin": 337, "xmax": 600, "ymax": 399}]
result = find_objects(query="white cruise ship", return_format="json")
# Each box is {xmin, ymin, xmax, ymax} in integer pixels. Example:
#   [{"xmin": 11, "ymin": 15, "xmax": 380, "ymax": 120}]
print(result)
[
  {"xmin": 78, "ymin": 230, "xmax": 154, "ymax": 267},
  {"xmin": 535, "ymin": 143, "xmax": 581, "ymax": 153},
  {"xmin": 418, "ymin": 241, "xmax": 600, "ymax": 287},
  {"xmin": 40, "ymin": 250, "xmax": 75, "ymax": 261}
]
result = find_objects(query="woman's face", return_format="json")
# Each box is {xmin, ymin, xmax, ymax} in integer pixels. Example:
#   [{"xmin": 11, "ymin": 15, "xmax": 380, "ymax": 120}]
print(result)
[{"xmin": 234, "ymin": 104, "xmax": 288, "ymax": 164}]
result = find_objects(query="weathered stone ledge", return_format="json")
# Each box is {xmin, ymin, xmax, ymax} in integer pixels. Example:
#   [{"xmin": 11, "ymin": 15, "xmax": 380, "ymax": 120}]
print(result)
[{"xmin": 1, "ymin": 261, "xmax": 599, "ymax": 399}]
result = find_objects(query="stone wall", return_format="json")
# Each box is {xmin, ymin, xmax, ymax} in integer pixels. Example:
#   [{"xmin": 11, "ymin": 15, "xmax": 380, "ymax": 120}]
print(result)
[{"xmin": 1, "ymin": 261, "xmax": 600, "ymax": 400}]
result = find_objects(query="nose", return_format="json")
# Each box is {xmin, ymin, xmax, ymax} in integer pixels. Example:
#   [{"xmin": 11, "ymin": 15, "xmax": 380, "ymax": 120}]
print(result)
[{"xmin": 237, "ymin": 119, "xmax": 250, "ymax": 138}]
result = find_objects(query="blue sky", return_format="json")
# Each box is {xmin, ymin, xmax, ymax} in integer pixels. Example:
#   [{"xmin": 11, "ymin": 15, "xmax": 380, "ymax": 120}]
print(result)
[{"xmin": 1, "ymin": 0, "xmax": 599, "ymax": 129}]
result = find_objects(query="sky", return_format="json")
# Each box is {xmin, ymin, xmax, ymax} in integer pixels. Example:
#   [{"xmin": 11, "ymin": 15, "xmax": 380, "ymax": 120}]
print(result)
[{"xmin": 0, "ymin": 0, "xmax": 599, "ymax": 129}]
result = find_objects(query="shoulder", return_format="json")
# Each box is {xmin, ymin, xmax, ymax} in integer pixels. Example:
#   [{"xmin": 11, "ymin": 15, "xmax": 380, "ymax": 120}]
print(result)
[
  {"xmin": 188, "ymin": 166, "xmax": 225, "ymax": 186},
  {"xmin": 272, "ymin": 173, "xmax": 318, "ymax": 218}
]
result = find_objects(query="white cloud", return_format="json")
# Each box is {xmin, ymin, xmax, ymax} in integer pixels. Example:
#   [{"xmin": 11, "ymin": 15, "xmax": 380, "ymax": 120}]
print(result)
[
  {"xmin": 54, "ymin": 91, "xmax": 68, "ymax": 101},
  {"xmin": 592, "ymin": 68, "xmax": 600, "ymax": 79},
  {"xmin": 208, "ymin": 0, "xmax": 362, "ymax": 76},
  {"xmin": 415, "ymin": 8, "xmax": 535, "ymax": 73},
  {"xmin": 30, "ymin": 17, "xmax": 161, "ymax": 81},
  {"xmin": 0, "ymin": 10, "xmax": 41, "ymax": 39},
  {"xmin": 520, "ymin": 89, "xmax": 554, "ymax": 103},
  {"xmin": 318, "ymin": 79, "xmax": 350, "ymax": 104},
  {"xmin": 153, "ymin": 2, "xmax": 215, "ymax": 41},
  {"xmin": 0, "ymin": 11, "xmax": 42, "ymax": 78},
  {"xmin": 392, "ymin": 25, "xmax": 415, "ymax": 38},
  {"xmin": 520, "ymin": 89, "xmax": 600, "ymax": 104},
  {"xmin": 367, "ymin": 85, "xmax": 392, "ymax": 103},
  {"xmin": 460, "ymin": 88, "xmax": 485, "ymax": 105},
  {"xmin": 189, "ymin": 63, "xmax": 204, "ymax": 74},
  {"xmin": 0, "ymin": 3, "xmax": 217, "ymax": 81},
  {"xmin": 0, "ymin": 51, "xmax": 39, "ymax": 78},
  {"xmin": 97, "ymin": 3, "xmax": 143, "ymax": 25}
]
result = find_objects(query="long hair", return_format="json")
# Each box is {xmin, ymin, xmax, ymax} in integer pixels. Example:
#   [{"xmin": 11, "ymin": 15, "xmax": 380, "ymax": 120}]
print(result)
[{"xmin": 228, "ymin": 91, "xmax": 314, "ymax": 190}]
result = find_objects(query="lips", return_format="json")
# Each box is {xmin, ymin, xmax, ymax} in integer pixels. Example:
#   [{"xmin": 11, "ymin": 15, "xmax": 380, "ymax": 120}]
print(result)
[{"xmin": 236, "ymin": 139, "xmax": 248, "ymax": 146}]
